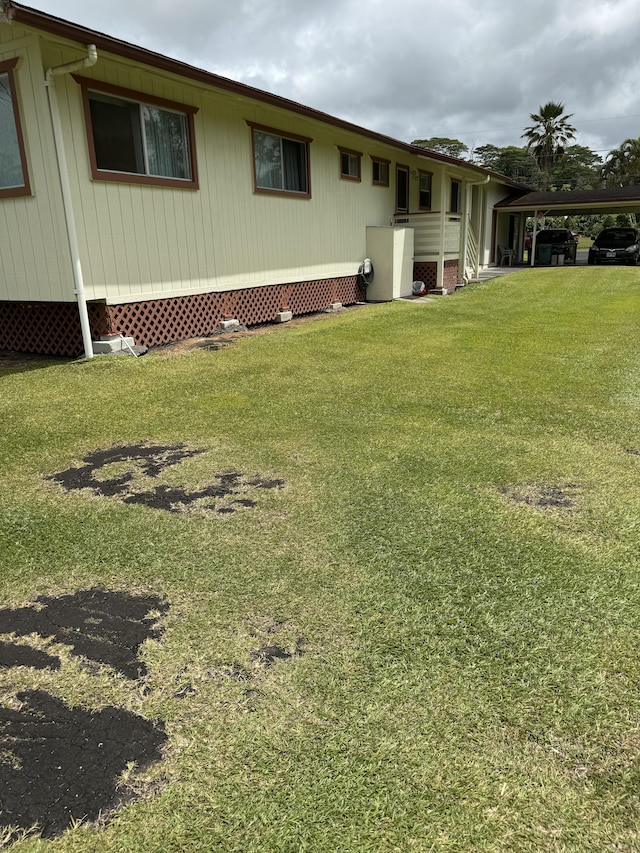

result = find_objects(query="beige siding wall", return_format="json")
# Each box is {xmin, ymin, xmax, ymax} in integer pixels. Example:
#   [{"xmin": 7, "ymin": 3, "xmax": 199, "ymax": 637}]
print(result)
[
  {"xmin": 35, "ymin": 39, "xmax": 411, "ymax": 304},
  {"xmin": 0, "ymin": 23, "xmax": 506, "ymax": 306},
  {"xmin": 0, "ymin": 27, "xmax": 72, "ymax": 302}
]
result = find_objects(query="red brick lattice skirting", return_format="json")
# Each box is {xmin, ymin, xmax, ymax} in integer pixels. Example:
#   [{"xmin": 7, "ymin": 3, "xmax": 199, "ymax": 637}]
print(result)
[
  {"xmin": 412, "ymin": 262, "xmax": 437, "ymax": 291},
  {"xmin": 412, "ymin": 261, "xmax": 459, "ymax": 295},
  {"xmin": 0, "ymin": 301, "xmax": 108, "ymax": 358},
  {"xmin": 443, "ymin": 260, "xmax": 459, "ymax": 294},
  {"xmin": 0, "ymin": 276, "xmax": 364, "ymax": 357}
]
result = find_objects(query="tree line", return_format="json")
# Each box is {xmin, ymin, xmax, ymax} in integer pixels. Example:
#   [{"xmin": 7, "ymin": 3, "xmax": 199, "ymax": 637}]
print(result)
[{"xmin": 411, "ymin": 102, "xmax": 640, "ymax": 234}]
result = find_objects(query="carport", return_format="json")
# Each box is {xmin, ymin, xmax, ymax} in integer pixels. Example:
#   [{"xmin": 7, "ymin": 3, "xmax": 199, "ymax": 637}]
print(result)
[{"xmin": 493, "ymin": 184, "xmax": 640, "ymax": 266}]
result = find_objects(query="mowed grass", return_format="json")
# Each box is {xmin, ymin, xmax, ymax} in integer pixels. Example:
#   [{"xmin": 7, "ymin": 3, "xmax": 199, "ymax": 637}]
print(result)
[{"xmin": 2, "ymin": 265, "xmax": 640, "ymax": 851}]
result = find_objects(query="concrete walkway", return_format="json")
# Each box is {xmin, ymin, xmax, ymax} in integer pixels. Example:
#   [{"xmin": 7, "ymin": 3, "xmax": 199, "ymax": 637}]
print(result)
[
  {"xmin": 398, "ymin": 250, "xmax": 590, "ymax": 302},
  {"xmin": 471, "ymin": 249, "xmax": 589, "ymax": 282}
]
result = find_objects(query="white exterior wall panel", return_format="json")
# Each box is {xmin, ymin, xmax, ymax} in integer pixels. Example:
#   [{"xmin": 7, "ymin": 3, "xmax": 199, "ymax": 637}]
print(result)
[{"xmin": 29, "ymin": 41, "xmax": 403, "ymax": 304}]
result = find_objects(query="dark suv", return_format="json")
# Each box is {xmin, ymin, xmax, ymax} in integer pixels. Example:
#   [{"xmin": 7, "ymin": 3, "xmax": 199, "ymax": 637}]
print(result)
[
  {"xmin": 535, "ymin": 229, "xmax": 577, "ymax": 264},
  {"xmin": 588, "ymin": 228, "xmax": 640, "ymax": 265}
]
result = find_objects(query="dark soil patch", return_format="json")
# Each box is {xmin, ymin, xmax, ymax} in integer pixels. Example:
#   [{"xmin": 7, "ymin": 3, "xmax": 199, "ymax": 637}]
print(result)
[
  {"xmin": 250, "ymin": 644, "xmax": 298, "ymax": 665},
  {"xmin": 47, "ymin": 443, "xmax": 206, "ymax": 498},
  {"xmin": 498, "ymin": 483, "xmax": 579, "ymax": 509},
  {"xmin": 0, "ymin": 588, "xmax": 169, "ymax": 842},
  {"xmin": 0, "ymin": 641, "xmax": 61, "ymax": 671},
  {"xmin": 0, "ymin": 689, "xmax": 167, "ymax": 841},
  {"xmin": 0, "ymin": 588, "xmax": 167, "ymax": 679},
  {"xmin": 48, "ymin": 443, "xmax": 285, "ymax": 515}
]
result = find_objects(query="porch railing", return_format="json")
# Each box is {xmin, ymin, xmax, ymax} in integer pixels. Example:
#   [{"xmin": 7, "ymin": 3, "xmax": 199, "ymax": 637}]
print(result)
[
  {"xmin": 393, "ymin": 212, "xmax": 460, "ymax": 258},
  {"xmin": 465, "ymin": 217, "xmax": 479, "ymax": 278}
]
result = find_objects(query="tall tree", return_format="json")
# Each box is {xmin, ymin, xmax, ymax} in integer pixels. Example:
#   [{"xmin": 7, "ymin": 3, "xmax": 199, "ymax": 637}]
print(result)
[
  {"xmin": 602, "ymin": 137, "xmax": 640, "ymax": 186},
  {"xmin": 521, "ymin": 102, "xmax": 576, "ymax": 188},
  {"xmin": 549, "ymin": 145, "xmax": 603, "ymax": 190},
  {"xmin": 475, "ymin": 145, "xmax": 544, "ymax": 188},
  {"xmin": 411, "ymin": 137, "xmax": 469, "ymax": 159}
]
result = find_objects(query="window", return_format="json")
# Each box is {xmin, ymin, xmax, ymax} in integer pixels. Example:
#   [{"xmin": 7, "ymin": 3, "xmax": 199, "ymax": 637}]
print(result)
[
  {"xmin": 248, "ymin": 122, "xmax": 311, "ymax": 197},
  {"xmin": 371, "ymin": 157, "xmax": 390, "ymax": 186},
  {"xmin": 73, "ymin": 76, "xmax": 198, "ymax": 188},
  {"xmin": 396, "ymin": 165, "xmax": 409, "ymax": 213},
  {"xmin": 0, "ymin": 58, "xmax": 31, "ymax": 199},
  {"xmin": 339, "ymin": 147, "xmax": 361, "ymax": 181},
  {"xmin": 419, "ymin": 171, "xmax": 432, "ymax": 210},
  {"xmin": 450, "ymin": 179, "xmax": 461, "ymax": 213}
]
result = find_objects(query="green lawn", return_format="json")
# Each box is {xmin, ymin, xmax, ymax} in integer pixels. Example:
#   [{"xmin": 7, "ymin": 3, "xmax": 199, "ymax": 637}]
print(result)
[{"xmin": 2, "ymin": 265, "xmax": 640, "ymax": 851}]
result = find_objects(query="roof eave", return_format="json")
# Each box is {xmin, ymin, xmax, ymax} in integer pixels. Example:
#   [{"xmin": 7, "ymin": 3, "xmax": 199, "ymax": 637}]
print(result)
[{"xmin": 8, "ymin": 2, "xmax": 523, "ymax": 184}]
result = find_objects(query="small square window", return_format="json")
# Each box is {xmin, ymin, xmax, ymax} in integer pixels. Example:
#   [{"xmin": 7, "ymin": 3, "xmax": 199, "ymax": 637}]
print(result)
[
  {"xmin": 372, "ymin": 158, "xmax": 390, "ymax": 186},
  {"xmin": 339, "ymin": 148, "xmax": 361, "ymax": 182}
]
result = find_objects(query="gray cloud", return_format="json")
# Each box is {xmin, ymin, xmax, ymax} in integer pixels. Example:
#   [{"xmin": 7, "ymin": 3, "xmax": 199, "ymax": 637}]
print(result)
[{"xmin": 30, "ymin": 0, "xmax": 640, "ymax": 158}]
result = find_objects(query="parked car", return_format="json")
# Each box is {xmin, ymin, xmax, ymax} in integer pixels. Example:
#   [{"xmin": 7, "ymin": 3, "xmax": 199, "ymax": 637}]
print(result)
[
  {"xmin": 588, "ymin": 227, "xmax": 640, "ymax": 265},
  {"xmin": 535, "ymin": 229, "xmax": 577, "ymax": 264}
]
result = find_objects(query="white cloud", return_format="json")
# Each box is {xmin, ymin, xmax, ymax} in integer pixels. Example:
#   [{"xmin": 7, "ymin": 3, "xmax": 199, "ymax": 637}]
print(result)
[{"xmin": 26, "ymin": 0, "xmax": 640, "ymax": 155}]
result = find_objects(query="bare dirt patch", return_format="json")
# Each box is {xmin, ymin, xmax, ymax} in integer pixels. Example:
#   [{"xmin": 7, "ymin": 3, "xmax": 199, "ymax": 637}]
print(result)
[
  {"xmin": 0, "ymin": 588, "xmax": 168, "ymax": 843},
  {"xmin": 498, "ymin": 482, "xmax": 579, "ymax": 509},
  {"xmin": 152, "ymin": 304, "xmax": 365, "ymax": 357},
  {"xmin": 47, "ymin": 442, "xmax": 285, "ymax": 516}
]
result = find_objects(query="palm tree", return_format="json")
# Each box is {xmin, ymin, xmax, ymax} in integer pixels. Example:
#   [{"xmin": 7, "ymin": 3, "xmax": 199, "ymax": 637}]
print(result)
[
  {"xmin": 521, "ymin": 102, "xmax": 576, "ymax": 188},
  {"xmin": 602, "ymin": 137, "xmax": 640, "ymax": 187}
]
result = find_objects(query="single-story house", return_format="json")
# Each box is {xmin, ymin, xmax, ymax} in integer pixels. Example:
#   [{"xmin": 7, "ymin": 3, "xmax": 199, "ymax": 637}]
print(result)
[{"xmin": 0, "ymin": 2, "xmax": 523, "ymax": 358}]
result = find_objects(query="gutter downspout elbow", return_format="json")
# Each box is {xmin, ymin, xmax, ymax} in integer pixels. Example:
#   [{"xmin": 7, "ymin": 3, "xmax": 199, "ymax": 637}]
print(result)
[
  {"xmin": 466, "ymin": 174, "xmax": 491, "ymax": 188},
  {"xmin": 45, "ymin": 45, "xmax": 98, "ymax": 360}
]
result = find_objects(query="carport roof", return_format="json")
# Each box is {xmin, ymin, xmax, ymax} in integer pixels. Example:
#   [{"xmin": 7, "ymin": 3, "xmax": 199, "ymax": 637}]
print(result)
[{"xmin": 495, "ymin": 185, "xmax": 640, "ymax": 216}]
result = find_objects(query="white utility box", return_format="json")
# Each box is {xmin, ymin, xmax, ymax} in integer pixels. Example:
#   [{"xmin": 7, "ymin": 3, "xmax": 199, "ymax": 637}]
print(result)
[{"xmin": 365, "ymin": 226, "xmax": 414, "ymax": 302}]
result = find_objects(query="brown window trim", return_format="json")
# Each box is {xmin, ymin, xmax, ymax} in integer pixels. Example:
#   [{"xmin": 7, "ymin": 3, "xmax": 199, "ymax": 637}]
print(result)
[
  {"xmin": 0, "ymin": 57, "xmax": 31, "ymax": 199},
  {"xmin": 72, "ymin": 74, "xmax": 199, "ymax": 190},
  {"xmin": 338, "ymin": 146, "xmax": 362, "ymax": 182},
  {"xmin": 246, "ymin": 121, "xmax": 312, "ymax": 199},
  {"xmin": 371, "ymin": 156, "xmax": 390, "ymax": 187},
  {"xmin": 418, "ymin": 169, "xmax": 433, "ymax": 211}
]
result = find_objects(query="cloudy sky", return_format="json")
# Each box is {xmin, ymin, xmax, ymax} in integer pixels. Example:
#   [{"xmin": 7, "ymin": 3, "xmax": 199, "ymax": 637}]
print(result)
[{"xmin": 29, "ymin": 0, "xmax": 640, "ymax": 162}]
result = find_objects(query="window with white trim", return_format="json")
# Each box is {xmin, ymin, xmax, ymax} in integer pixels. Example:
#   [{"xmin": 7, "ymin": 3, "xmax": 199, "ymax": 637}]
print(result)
[
  {"xmin": 250, "ymin": 124, "xmax": 310, "ymax": 196},
  {"xmin": 0, "ymin": 58, "xmax": 30, "ymax": 198},
  {"xmin": 339, "ymin": 147, "xmax": 361, "ymax": 181},
  {"xmin": 419, "ymin": 171, "xmax": 432, "ymax": 210}
]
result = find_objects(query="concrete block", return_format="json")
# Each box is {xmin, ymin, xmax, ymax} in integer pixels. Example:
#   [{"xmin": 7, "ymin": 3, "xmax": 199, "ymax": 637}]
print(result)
[
  {"xmin": 220, "ymin": 318, "xmax": 240, "ymax": 331},
  {"xmin": 92, "ymin": 335, "xmax": 136, "ymax": 354},
  {"xmin": 276, "ymin": 310, "xmax": 293, "ymax": 323}
]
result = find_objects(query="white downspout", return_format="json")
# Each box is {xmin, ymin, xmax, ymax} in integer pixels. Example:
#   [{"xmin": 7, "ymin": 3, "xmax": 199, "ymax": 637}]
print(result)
[{"xmin": 45, "ymin": 45, "xmax": 98, "ymax": 359}]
